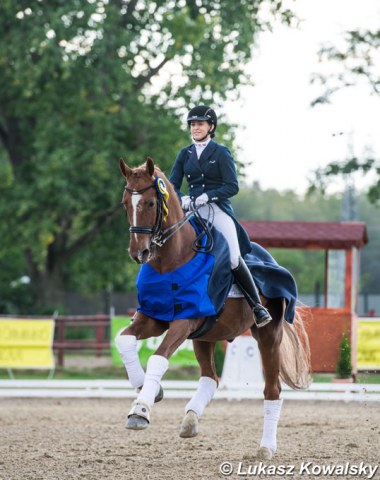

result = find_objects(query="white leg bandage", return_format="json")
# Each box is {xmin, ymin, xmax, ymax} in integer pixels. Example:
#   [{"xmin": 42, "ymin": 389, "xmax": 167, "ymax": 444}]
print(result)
[
  {"xmin": 185, "ymin": 376, "xmax": 217, "ymax": 418},
  {"xmin": 115, "ymin": 334, "xmax": 145, "ymax": 389},
  {"xmin": 137, "ymin": 355, "xmax": 169, "ymax": 407},
  {"xmin": 260, "ymin": 399, "xmax": 283, "ymax": 454}
]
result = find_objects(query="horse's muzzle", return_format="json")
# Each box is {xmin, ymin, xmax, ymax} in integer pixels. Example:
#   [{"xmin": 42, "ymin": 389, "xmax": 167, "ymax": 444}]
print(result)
[{"xmin": 130, "ymin": 248, "xmax": 151, "ymax": 264}]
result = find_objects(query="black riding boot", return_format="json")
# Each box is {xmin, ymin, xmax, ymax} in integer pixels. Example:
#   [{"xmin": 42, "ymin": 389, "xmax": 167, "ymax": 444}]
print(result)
[{"xmin": 232, "ymin": 257, "xmax": 272, "ymax": 328}]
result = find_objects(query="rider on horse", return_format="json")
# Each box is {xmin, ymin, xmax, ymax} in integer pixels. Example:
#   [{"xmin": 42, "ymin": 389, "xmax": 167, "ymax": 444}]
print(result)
[{"xmin": 169, "ymin": 105, "xmax": 272, "ymax": 327}]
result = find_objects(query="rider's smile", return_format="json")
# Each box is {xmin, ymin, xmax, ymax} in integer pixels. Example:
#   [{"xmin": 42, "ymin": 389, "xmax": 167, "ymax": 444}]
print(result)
[{"xmin": 190, "ymin": 120, "xmax": 213, "ymax": 141}]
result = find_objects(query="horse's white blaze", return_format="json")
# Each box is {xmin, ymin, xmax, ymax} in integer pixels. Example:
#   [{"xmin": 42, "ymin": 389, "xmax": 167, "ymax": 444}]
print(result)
[{"xmin": 131, "ymin": 194, "xmax": 142, "ymax": 240}]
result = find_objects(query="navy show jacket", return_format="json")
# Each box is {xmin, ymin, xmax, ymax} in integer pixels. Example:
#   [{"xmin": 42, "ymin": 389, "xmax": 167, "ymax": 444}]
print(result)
[
  {"xmin": 169, "ymin": 140, "xmax": 251, "ymax": 256},
  {"xmin": 169, "ymin": 140, "xmax": 238, "ymax": 218}
]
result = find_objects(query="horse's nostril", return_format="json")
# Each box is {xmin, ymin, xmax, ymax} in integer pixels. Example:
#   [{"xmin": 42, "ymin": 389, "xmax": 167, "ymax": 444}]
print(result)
[
  {"xmin": 141, "ymin": 249, "xmax": 150, "ymax": 262},
  {"xmin": 138, "ymin": 248, "xmax": 149, "ymax": 263}
]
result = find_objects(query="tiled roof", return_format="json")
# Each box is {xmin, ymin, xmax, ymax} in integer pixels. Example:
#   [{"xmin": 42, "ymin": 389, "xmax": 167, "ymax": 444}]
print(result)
[{"xmin": 240, "ymin": 220, "xmax": 368, "ymax": 249}]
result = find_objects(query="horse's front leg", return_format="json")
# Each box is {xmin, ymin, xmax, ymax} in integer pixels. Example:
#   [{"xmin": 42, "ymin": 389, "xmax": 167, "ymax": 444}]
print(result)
[
  {"xmin": 127, "ymin": 319, "xmax": 197, "ymax": 430},
  {"xmin": 115, "ymin": 313, "xmax": 167, "ymax": 428},
  {"xmin": 180, "ymin": 340, "xmax": 218, "ymax": 438},
  {"xmin": 253, "ymin": 298, "xmax": 284, "ymax": 460}
]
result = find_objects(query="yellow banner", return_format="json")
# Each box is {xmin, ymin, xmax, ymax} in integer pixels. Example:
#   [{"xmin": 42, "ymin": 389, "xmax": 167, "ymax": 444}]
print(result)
[
  {"xmin": 357, "ymin": 320, "xmax": 380, "ymax": 369},
  {"xmin": 0, "ymin": 319, "xmax": 55, "ymax": 369}
]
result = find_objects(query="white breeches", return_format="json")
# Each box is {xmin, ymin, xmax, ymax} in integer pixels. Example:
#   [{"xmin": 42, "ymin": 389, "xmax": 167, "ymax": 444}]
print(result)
[{"xmin": 198, "ymin": 204, "xmax": 240, "ymax": 269}]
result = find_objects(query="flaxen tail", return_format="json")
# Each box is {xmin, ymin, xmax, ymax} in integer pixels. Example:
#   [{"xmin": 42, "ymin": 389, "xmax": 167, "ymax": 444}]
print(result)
[{"xmin": 280, "ymin": 304, "xmax": 312, "ymax": 390}]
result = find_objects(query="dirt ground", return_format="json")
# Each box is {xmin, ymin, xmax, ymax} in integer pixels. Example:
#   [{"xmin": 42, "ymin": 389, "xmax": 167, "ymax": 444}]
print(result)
[{"xmin": 0, "ymin": 398, "xmax": 379, "ymax": 480}]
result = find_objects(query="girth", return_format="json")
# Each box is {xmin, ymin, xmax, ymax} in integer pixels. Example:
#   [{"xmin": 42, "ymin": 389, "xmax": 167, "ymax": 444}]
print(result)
[{"xmin": 187, "ymin": 311, "xmax": 222, "ymax": 340}]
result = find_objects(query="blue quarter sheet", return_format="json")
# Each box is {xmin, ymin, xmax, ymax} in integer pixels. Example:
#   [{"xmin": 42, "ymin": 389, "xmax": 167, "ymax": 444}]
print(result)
[
  {"xmin": 136, "ymin": 219, "xmax": 231, "ymax": 321},
  {"xmin": 136, "ymin": 219, "xmax": 298, "ymax": 323},
  {"xmin": 245, "ymin": 243, "xmax": 298, "ymax": 323}
]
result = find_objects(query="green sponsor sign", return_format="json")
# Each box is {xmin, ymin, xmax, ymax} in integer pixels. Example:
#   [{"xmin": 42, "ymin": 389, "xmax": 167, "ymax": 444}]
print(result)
[{"xmin": 111, "ymin": 316, "xmax": 197, "ymax": 367}]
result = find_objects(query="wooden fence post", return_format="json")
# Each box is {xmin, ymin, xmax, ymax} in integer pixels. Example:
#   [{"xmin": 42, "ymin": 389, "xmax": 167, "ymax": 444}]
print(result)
[{"xmin": 57, "ymin": 317, "xmax": 65, "ymax": 367}]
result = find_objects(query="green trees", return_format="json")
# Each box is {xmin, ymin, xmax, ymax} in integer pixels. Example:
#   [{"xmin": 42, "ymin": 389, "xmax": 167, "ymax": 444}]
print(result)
[
  {"xmin": 0, "ymin": 1, "xmax": 293, "ymax": 311},
  {"xmin": 232, "ymin": 186, "xmax": 380, "ymax": 297},
  {"xmin": 311, "ymin": 26, "xmax": 380, "ymax": 205}
]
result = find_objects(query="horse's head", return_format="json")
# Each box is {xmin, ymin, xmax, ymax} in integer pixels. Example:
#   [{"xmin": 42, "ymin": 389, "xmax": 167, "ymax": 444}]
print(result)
[{"xmin": 120, "ymin": 156, "xmax": 169, "ymax": 264}]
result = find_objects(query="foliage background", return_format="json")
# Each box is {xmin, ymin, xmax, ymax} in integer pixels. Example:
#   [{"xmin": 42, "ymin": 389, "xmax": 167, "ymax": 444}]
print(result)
[
  {"xmin": 0, "ymin": 0, "xmax": 295, "ymax": 312},
  {"xmin": 0, "ymin": 1, "xmax": 378, "ymax": 314}
]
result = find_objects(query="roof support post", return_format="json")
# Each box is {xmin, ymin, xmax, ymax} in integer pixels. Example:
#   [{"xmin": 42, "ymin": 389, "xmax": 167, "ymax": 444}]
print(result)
[{"xmin": 344, "ymin": 247, "xmax": 353, "ymax": 311}]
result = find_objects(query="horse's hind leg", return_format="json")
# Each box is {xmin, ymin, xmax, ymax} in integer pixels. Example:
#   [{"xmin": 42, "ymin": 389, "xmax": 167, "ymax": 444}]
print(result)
[
  {"xmin": 252, "ymin": 298, "xmax": 284, "ymax": 459},
  {"xmin": 180, "ymin": 340, "xmax": 218, "ymax": 438}
]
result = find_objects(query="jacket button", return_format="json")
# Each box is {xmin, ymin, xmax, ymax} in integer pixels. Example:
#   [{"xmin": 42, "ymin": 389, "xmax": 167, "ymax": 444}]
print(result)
[
  {"xmin": 201, "ymin": 174, "xmax": 204, "ymax": 177},
  {"xmin": 190, "ymin": 185, "xmax": 193, "ymax": 188},
  {"xmin": 188, "ymin": 175, "xmax": 191, "ymax": 178},
  {"xmin": 202, "ymin": 184, "xmax": 205, "ymax": 187}
]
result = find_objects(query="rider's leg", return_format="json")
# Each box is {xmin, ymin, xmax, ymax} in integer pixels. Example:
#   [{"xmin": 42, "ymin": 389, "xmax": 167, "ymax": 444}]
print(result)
[
  {"xmin": 232, "ymin": 257, "xmax": 272, "ymax": 327},
  {"xmin": 199, "ymin": 205, "xmax": 271, "ymax": 327}
]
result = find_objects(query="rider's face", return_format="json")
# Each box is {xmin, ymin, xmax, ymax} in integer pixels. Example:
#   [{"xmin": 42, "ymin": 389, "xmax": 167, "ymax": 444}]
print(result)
[{"xmin": 190, "ymin": 121, "xmax": 213, "ymax": 141}]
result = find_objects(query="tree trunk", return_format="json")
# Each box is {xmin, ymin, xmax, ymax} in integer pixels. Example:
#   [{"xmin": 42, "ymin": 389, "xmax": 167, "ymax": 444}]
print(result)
[
  {"xmin": 25, "ymin": 247, "xmax": 66, "ymax": 313},
  {"xmin": 33, "ymin": 269, "xmax": 65, "ymax": 312}
]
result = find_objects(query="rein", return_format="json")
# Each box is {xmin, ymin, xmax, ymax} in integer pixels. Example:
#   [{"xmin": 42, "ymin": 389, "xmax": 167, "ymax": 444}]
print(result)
[{"xmin": 123, "ymin": 179, "xmax": 214, "ymax": 252}]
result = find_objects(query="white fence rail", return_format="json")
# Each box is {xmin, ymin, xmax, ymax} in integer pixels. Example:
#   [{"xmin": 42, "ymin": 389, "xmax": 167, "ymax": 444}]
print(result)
[{"xmin": 0, "ymin": 380, "xmax": 379, "ymax": 401}]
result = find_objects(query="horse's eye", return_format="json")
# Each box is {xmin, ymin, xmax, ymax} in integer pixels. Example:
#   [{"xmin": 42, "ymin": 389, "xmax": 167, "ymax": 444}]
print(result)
[{"xmin": 148, "ymin": 200, "xmax": 155, "ymax": 207}]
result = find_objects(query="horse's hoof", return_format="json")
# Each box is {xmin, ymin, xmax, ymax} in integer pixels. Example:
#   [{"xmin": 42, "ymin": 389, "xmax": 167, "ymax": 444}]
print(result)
[
  {"xmin": 256, "ymin": 446, "xmax": 274, "ymax": 460},
  {"xmin": 179, "ymin": 410, "xmax": 198, "ymax": 438},
  {"xmin": 126, "ymin": 400, "xmax": 150, "ymax": 430},
  {"xmin": 126, "ymin": 414, "xmax": 149, "ymax": 430},
  {"xmin": 155, "ymin": 384, "xmax": 164, "ymax": 403}
]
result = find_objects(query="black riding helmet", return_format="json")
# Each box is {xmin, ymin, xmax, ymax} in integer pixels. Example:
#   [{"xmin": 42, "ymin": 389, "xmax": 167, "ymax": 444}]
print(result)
[{"xmin": 187, "ymin": 105, "xmax": 217, "ymax": 139}]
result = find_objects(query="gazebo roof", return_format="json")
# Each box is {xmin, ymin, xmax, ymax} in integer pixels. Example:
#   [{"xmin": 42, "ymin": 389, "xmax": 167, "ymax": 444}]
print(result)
[{"xmin": 240, "ymin": 220, "xmax": 368, "ymax": 249}]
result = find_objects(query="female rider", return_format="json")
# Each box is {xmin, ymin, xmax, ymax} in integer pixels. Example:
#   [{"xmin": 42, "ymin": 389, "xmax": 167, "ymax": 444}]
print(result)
[{"xmin": 169, "ymin": 105, "xmax": 271, "ymax": 327}]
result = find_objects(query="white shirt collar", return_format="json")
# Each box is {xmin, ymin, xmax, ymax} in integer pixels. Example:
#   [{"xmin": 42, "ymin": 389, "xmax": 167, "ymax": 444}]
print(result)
[
  {"xmin": 193, "ymin": 138, "xmax": 211, "ymax": 159},
  {"xmin": 194, "ymin": 138, "xmax": 211, "ymax": 148}
]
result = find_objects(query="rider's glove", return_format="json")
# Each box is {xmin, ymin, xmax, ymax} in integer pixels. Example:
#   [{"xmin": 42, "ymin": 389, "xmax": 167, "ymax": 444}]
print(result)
[
  {"xmin": 181, "ymin": 195, "xmax": 192, "ymax": 211},
  {"xmin": 195, "ymin": 193, "xmax": 209, "ymax": 207}
]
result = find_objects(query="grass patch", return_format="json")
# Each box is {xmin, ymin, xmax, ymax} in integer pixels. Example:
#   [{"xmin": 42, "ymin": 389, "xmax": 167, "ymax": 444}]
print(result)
[
  {"xmin": 0, "ymin": 363, "xmax": 200, "ymax": 381},
  {"xmin": 356, "ymin": 372, "xmax": 380, "ymax": 384},
  {"xmin": 312, "ymin": 373, "xmax": 380, "ymax": 384},
  {"xmin": 1, "ymin": 355, "xmax": 379, "ymax": 384}
]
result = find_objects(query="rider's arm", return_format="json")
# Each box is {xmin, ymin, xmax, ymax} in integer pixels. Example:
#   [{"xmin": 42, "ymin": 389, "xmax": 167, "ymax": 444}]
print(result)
[{"xmin": 205, "ymin": 146, "xmax": 239, "ymax": 203}]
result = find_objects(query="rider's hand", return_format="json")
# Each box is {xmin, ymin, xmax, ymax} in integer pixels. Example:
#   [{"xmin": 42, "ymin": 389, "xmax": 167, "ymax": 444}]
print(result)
[
  {"xmin": 195, "ymin": 193, "xmax": 209, "ymax": 207},
  {"xmin": 181, "ymin": 195, "xmax": 192, "ymax": 211}
]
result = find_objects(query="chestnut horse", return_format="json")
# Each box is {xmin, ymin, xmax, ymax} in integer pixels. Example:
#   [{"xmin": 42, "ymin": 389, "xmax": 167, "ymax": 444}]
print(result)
[{"xmin": 116, "ymin": 157, "xmax": 311, "ymax": 459}]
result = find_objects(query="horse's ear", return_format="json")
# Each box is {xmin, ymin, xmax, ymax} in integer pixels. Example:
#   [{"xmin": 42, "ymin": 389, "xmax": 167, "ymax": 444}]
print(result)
[
  {"xmin": 119, "ymin": 158, "xmax": 132, "ymax": 179},
  {"xmin": 146, "ymin": 157, "xmax": 155, "ymax": 177}
]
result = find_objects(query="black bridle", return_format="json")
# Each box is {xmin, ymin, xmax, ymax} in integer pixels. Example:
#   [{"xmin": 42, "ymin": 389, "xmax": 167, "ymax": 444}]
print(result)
[
  {"xmin": 123, "ymin": 180, "xmax": 214, "ymax": 251},
  {"xmin": 123, "ymin": 182, "xmax": 166, "ymax": 246}
]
